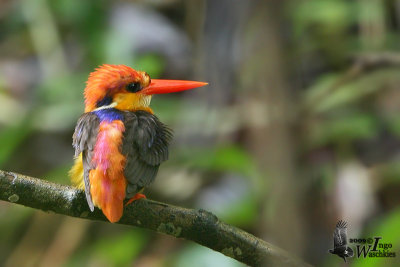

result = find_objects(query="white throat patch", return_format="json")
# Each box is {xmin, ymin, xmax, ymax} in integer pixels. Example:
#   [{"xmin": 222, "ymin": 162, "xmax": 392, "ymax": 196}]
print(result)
[{"xmin": 93, "ymin": 102, "xmax": 117, "ymax": 111}]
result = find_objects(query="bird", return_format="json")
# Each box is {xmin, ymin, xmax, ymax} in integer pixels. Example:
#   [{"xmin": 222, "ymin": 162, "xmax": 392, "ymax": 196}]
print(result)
[
  {"xmin": 329, "ymin": 220, "xmax": 354, "ymax": 262},
  {"xmin": 69, "ymin": 64, "xmax": 207, "ymax": 222}
]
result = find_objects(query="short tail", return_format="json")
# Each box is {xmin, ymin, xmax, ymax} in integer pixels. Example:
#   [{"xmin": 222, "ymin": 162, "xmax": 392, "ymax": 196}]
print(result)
[{"xmin": 90, "ymin": 168, "xmax": 126, "ymax": 223}]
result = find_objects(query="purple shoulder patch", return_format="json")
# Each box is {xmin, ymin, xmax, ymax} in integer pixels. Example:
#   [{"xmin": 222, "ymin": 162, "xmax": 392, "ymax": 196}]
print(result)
[{"xmin": 93, "ymin": 109, "xmax": 123, "ymax": 122}]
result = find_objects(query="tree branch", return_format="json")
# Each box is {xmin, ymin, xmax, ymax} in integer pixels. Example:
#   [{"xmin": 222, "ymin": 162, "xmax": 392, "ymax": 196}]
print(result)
[{"xmin": 0, "ymin": 170, "xmax": 312, "ymax": 267}]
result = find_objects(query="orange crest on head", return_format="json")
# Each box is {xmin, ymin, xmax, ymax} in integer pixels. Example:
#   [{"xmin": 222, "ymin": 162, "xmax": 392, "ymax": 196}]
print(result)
[{"xmin": 84, "ymin": 64, "xmax": 142, "ymax": 112}]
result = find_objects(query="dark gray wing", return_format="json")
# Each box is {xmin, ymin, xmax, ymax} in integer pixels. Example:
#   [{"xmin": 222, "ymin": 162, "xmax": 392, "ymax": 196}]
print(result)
[
  {"xmin": 122, "ymin": 110, "xmax": 172, "ymax": 197},
  {"xmin": 333, "ymin": 220, "xmax": 348, "ymax": 248},
  {"xmin": 72, "ymin": 112, "xmax": 100, "ymax": 211}
]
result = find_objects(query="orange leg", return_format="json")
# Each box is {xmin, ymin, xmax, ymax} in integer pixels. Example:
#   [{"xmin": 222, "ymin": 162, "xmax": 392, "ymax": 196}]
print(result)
[{"xmin": 125, "ymin": 193, "xmax": 146, "ymax": 206}]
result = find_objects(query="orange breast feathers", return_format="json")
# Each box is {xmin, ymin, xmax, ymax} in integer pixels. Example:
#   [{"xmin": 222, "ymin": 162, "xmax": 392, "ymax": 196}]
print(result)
[{"xmin": 90, "ymin": 120, "xmax": 127, "ymax": 222}]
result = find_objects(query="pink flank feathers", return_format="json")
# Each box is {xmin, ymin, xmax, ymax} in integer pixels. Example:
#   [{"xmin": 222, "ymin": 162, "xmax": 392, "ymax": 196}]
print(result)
[{"xmin": 90, "ymin": 120, "xmax": 127, "ymax": 222}]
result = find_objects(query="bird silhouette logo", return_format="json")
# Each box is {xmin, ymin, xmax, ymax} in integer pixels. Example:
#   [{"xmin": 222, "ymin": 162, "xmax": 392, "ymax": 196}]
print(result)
[{"xmin": 329, "ymin": 220, "xmax": 354, "ymax": 262}]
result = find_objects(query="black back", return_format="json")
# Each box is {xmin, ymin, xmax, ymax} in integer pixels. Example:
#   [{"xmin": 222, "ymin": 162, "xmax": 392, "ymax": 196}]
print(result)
[
  {"xmin": 122, "ymin": 110, "xmax": 172, "ymax": 197},
  {"xmin": 333, "ymin": 220, "xmax": 348, "ymax": 249}
]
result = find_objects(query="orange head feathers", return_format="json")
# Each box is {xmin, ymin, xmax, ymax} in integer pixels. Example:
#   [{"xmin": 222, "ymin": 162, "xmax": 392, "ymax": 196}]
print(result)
[
  {"xmin": 84, "ymin": 64, "xmax": 208, "ymax": 113},
  {"xmin": 84, "ymin": 64, "xmax": 150, "ymax": 112}
]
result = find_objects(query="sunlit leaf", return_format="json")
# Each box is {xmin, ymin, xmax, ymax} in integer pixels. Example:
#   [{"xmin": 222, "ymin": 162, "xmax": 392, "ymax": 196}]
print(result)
[
  {"xmin": 173, "ymin": 244, "xmax": 245, "ymax": 267},
  {"xmin": 93, "ymin": 230, "xmax": 148, "ymax": 266}
]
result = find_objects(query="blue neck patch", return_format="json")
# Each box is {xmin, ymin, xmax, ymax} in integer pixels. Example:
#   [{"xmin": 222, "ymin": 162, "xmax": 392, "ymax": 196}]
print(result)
[
  {"xmin": 96, "ymin": 96, "xmax": 112, "ymax": 107},
  {"xmin": 93, "ymin": 108, "xmax": 123, "ymax": 122}
]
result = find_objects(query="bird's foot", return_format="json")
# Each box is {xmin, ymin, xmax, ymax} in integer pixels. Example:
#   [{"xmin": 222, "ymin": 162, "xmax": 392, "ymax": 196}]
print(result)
[{"xmin": 125, "ymin": 193, "xmax": 146, "ymax": 206}]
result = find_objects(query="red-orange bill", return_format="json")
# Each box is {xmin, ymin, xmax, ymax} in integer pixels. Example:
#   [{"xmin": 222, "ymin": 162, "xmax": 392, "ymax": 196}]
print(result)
[{"xmin": 141, "ymin": 79, "xmax": 208, "ymax": 95}]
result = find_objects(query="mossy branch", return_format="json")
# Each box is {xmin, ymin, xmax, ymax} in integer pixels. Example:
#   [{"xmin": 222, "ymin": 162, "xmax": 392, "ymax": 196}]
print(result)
[{"xmin": 0, "ymin": 170, "xmax": 312, "ymax": 267}]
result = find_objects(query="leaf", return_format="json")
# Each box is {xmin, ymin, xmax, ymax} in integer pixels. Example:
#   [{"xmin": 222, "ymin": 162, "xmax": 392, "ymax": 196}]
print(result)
[
  {"xmin": 0, "ymin": 120, "xmax": 32, "ymax": 167},
  {"xmin": 177, "ymin": 145, "xmax": 259, "ymax": 179},
  {"xmin": 93, "ymin": 230, "xmax": 148, "ymax": 266},
  {"xmin": 307, "ymin": 69, "xmax": 400, "ymax": 113},
  {"xmin": 174, "ymin": 244, "xmax": 245, "ymax": 267},
  {"xmin": 306, "ymin": 112, "xmax": 378, "ymax": 147}
]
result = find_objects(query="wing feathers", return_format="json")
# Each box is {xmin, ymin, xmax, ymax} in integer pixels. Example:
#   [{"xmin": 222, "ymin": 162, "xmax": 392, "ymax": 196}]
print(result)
[
  {"xmin": 72, "ymin": 113, "xmax": 100, "ymax": 211},
  {"xmin": 122, "ymin": 110, "xmax": 172, "ymax": 196},
  {"xmin": 333, "ymin": 220, "xmax": 349, "ymax": 248}
]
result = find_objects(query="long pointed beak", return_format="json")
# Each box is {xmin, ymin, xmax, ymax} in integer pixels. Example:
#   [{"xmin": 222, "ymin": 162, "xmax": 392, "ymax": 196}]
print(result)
[{"xmin": 141, "ymin": 79, "xmax": 208, "ymax": 95}]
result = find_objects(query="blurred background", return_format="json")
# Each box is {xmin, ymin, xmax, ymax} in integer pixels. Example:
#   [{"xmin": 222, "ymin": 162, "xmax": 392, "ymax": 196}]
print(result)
[{"xmin": 1, "ymin": 0, "xmax": 400, "ymax": 266}]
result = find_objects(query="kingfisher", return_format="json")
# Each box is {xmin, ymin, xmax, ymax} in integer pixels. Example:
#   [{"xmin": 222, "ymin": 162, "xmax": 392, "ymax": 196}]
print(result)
[{"xmin": 69, "ymin": 64, "xmax": 207, "ymax": 222}]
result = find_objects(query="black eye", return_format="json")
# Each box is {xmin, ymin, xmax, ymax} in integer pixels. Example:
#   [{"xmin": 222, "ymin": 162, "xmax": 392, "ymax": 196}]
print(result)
[{"xmin": 126, "ymin": 82, "xmax": 142, "ymax": 93}]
